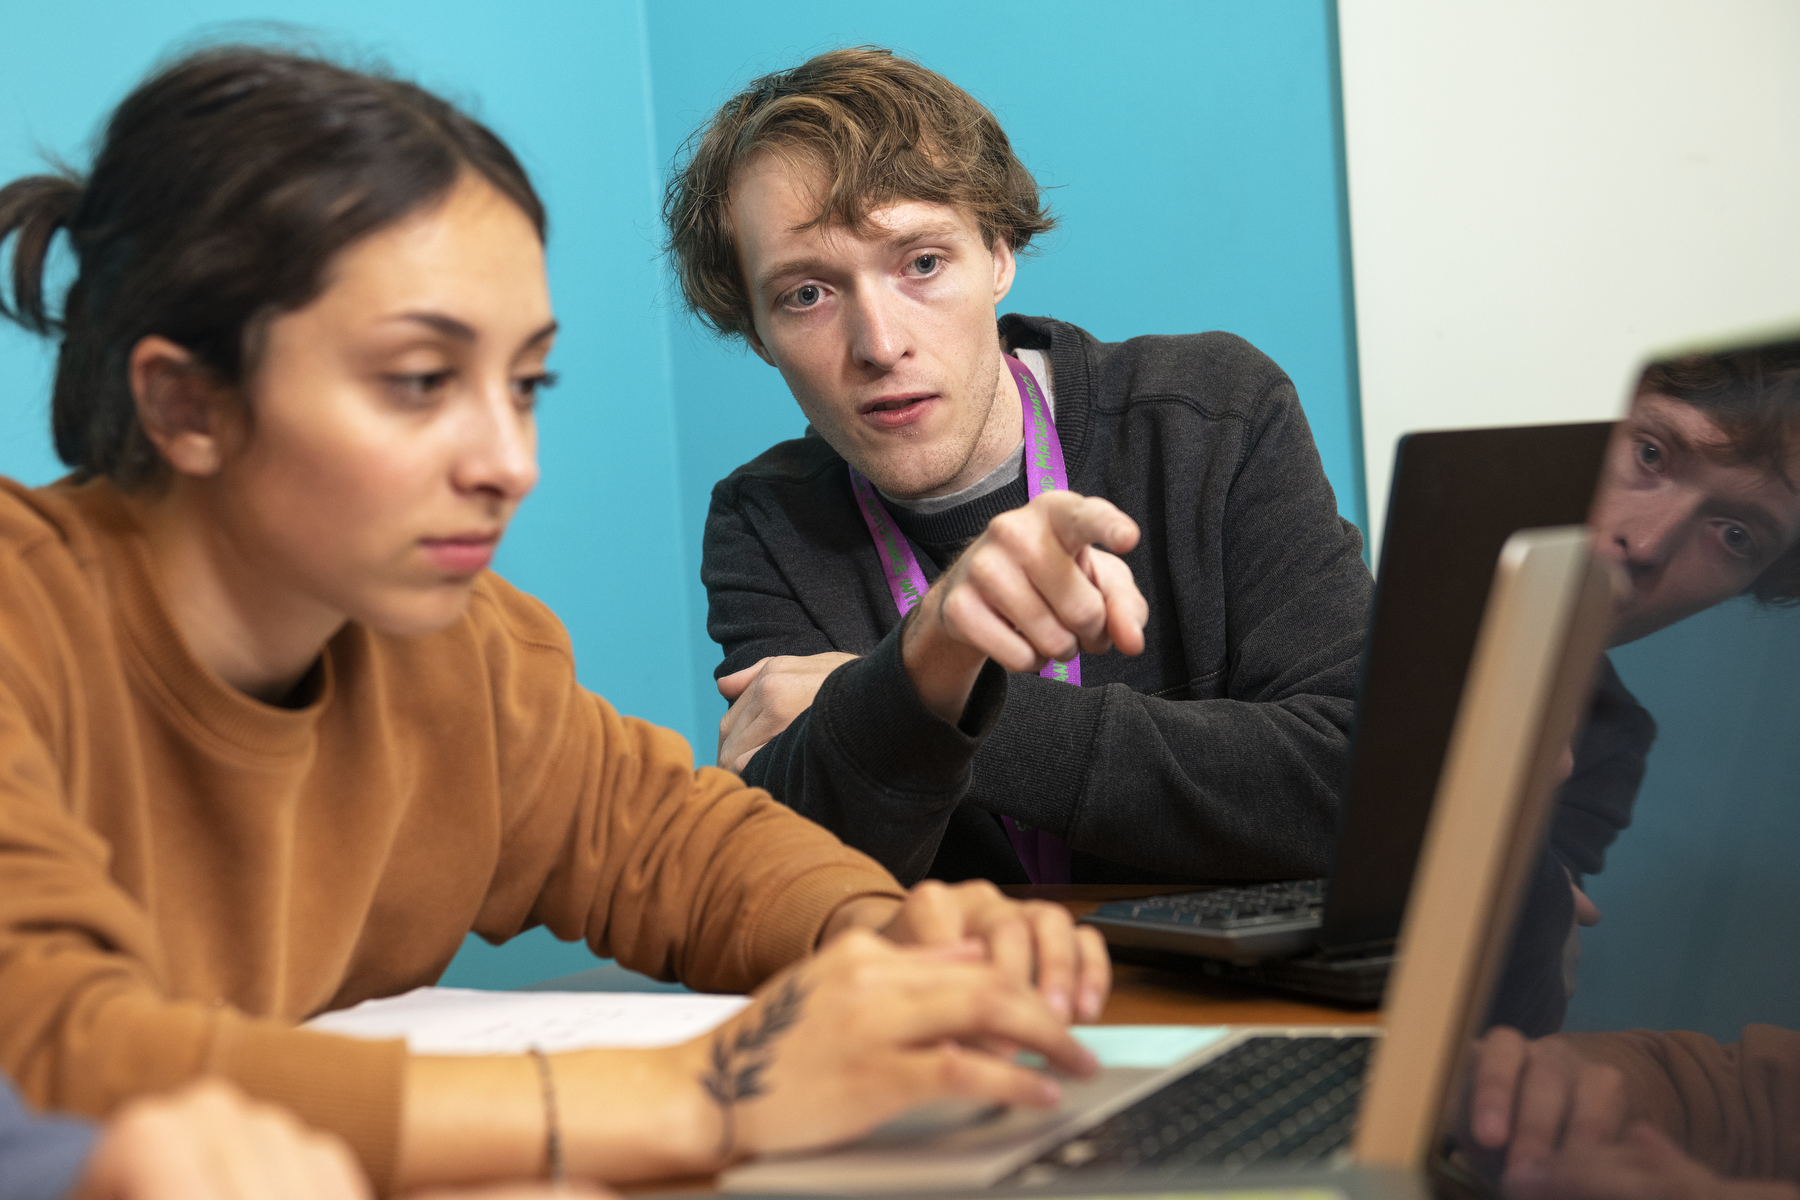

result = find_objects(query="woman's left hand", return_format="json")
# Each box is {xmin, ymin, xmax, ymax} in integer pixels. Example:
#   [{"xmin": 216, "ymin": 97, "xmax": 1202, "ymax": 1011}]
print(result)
[{"xmin": 822, "ymin": 879, "xmax": 1111, "ymax": 1023}]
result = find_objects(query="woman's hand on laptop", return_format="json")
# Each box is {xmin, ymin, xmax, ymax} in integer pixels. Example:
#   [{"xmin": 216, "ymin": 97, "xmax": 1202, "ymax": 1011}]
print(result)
[
  {"xmin": 822, "ymin": 880, "xmax": 1112, "ymax": 1023},
  {"xmin": 687, "ymin": 929, "xmax": 1098, "ymax": 1167}
]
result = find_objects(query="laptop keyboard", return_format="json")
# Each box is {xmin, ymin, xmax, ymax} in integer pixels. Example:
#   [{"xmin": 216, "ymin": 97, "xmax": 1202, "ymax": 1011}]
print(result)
[
  {"xmin": 1003, "ymin": 1035, "xmax": 1372, "ymax": 1185},
  {"xmin": 1090, "ymin": 880, "xmax": 1328, "ymax": 932}
]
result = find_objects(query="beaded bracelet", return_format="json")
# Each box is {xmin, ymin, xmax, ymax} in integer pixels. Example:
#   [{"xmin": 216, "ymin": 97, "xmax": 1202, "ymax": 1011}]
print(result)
[{"xmin": 527, "ymin": 1046, "xmax": 566, "ymax": 1186}]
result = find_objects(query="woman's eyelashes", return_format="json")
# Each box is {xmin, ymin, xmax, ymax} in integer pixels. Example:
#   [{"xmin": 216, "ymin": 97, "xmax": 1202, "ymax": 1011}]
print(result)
[
  {"xmin": 384, "ymin": 369, "xmax": 456, "ymax": 405},
  {"xmin": 512, "ymin": 370, "xmax": 559, "ymax": 408},
  {"xmin": 380, "ymin": 362, "xmax": 556, "ymax": 407}
]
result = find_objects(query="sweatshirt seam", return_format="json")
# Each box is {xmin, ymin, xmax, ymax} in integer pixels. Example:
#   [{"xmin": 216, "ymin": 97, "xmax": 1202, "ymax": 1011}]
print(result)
[{"xmin": 738, "ymin": 859, "xmax": 904, "ymax": 971}]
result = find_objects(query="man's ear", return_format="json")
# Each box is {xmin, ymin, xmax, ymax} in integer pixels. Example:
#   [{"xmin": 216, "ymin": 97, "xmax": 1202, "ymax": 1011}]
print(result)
[
  {"xmin": 745, "ymin": 326, "xmax": 777, "ymax": 368},
  {"xmin": 127, "ymin": 336, "xmax": 237, "ymax": 477},
  {"xmin": 991, "ymin": 235, "xmax": 1018, "ymax": 306}
]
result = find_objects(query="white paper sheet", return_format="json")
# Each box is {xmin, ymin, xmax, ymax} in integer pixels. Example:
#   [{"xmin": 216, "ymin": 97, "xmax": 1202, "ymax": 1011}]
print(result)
[{"xmin": 305, "ymin": 987, "xmax": 751, "ymax": 1055}]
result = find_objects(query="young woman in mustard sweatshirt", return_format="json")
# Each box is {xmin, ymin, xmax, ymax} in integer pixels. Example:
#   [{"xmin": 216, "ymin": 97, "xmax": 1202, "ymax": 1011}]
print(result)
[{"xmin": 0, "ymin": 46, "xmax": 1109, "ymax": 1194}]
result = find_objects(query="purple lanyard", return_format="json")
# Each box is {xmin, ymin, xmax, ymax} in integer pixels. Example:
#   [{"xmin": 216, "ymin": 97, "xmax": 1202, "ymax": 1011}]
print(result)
[{"xmin": 848, "ymin": 354, "xmax": 1075, "ymax": 885}]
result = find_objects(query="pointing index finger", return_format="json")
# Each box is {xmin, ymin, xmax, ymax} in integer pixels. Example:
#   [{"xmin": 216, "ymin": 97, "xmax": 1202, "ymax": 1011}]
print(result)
[{"xmin": 1043, "ymin": 492, "xmax": 1140, "ymax": 557}]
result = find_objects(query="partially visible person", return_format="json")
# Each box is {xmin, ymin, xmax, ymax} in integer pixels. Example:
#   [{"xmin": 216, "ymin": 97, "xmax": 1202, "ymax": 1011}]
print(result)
[
  {"xmin": 1444, "ymin": 340, "xmax": 1800, "ymax": 1195},
  {"xmin": 1466, "ymin": 1026, "xmax": 1800, "ymax": 1200},
  {"xmin": 3, "ymin": 1075, "xmax": 365, "ymax": 1200},
  {"xmin": 3, "ymin": 1070, "xmax": 597, "ymax": 1200},
  {"xmin": 0, "ymin": 45, "xmax": 1104, "ymax": 1197},
  {"xmin": 1503, "ymin": 340, "xmax": 1800, "ymax": 1029},
  {"xmin": 670, "ymin": 46, "xmax": 1372, "ymax": 887}
]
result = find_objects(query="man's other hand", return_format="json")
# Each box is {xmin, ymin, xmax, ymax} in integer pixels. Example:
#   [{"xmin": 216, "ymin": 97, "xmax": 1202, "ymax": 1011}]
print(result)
[
  {"xmin": 717, "ymin": 652, "xmax": 858, "ymax": 773},
  {"xmin": 822, "ymin": 880, "xmax": 1112, "ymax": 1023},
  {"xmin": 904, "ymin": 490, "xmax": 1147, "ymax": 723}
]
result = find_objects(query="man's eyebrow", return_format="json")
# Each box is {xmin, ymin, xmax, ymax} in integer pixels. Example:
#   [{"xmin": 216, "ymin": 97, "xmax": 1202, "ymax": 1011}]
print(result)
[
  {"xmin": 879, "ymin": 223, "xmax": 966, "ymax": 249},
  {"xmin": 755, "ymin": 257, "xmax": 829, "ymax": 296},
  {"xmin": 1634, "ymin": 412, "xmax": 1698, "ymax": 457}
]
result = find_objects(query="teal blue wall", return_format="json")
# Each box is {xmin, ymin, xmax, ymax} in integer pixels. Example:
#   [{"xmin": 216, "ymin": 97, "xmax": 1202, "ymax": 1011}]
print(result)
[
  {"xmin": 645, "ymin": 0, "xmax": 1366, "ymax": 751},
  {"xmin": 0, "ymin": 0, "xmax": 1362, "ymax": 990}
]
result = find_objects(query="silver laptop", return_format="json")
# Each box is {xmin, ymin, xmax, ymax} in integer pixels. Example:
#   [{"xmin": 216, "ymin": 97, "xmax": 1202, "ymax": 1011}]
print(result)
[{"xmin": 721, "ymin": 526, "xmax": 1617, "ymax": 1196}]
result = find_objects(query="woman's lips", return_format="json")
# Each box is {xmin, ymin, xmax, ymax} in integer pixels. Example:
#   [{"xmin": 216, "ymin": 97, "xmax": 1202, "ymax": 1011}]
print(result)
[
  {"xmin": 860, "ymin": 394, "xmax": 938, "ymax": 431},
  {"xmin": 420, "ymin": 534, "xmax": 499, "ymax": 575}
]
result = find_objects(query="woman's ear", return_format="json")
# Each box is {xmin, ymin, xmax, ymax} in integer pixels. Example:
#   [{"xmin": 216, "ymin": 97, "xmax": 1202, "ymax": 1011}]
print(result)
[{"xmin": 128, "ymin": 336, "xmax": 236, "ymax": 476}]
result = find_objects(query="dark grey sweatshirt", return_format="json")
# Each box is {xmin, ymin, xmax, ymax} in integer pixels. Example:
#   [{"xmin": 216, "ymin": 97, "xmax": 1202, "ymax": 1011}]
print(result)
[{"xmin": 702, "ymin": 315, "xmax": 1373, "ymax": 884}]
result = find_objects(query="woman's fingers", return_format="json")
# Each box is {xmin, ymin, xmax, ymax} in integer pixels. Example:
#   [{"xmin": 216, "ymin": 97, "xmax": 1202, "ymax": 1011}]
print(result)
[
  {"xmin": 903, "ymin": 1040, "xmax": 1064, "ymax": 1109},
  {"xmin": 1074, "ymin": 924, "xmax": 1112, "ymax": 1022},
  {"xmin": 877, "ymin": 964, "xmax": 1095, "ymax": 1077}
]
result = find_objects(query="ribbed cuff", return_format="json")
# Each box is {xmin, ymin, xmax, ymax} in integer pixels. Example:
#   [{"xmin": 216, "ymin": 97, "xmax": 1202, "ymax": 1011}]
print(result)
[
  {"xmin": 745, "ymin": 863, "xmax": 905, "ymax": 978},
  {"xmin": 811, "ymin": 622, "xmax": 1007, "ymax": 795},
  {"xmin": 217, "ymin": 1020, "xmax": 408, "ymax": 1193}
]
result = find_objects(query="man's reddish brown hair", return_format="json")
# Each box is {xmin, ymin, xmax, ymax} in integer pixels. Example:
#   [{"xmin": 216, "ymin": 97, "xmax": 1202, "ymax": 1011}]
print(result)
[{"xmin": 662, "ymin": 46, "xmax": 1055, "ymax": 340}]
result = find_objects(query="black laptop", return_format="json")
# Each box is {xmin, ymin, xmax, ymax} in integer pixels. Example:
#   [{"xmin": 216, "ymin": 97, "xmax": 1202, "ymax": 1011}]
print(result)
[{"xmin": 1083, "ymin": 422, "xmax": 1614, "ymax": 1005}]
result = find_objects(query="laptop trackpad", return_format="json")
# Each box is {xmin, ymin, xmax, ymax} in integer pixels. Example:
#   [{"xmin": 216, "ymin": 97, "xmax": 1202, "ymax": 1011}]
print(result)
[{"xmin": 721, "ymin": 1066, "xmax": 1161, "ymax": 1193}]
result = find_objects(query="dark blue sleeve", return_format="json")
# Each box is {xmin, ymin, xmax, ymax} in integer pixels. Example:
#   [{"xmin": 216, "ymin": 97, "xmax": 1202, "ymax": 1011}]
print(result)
[{"xmin": 0, "ymin": 1076, "xmax": 98, "ymax": 1200}]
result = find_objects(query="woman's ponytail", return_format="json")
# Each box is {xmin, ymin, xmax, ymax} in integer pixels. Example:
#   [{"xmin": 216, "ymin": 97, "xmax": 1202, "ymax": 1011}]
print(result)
[{"xmin": 0, "ymin": 172, "xmax": 82, "ymax": 335}]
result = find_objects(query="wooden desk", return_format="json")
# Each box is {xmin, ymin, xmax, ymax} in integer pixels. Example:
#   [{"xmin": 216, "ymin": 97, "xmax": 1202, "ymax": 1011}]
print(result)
[
  {"xmin": 1003, "ymin": 885, "xmax": 1381, "ymax": 1028},
  {"xmin": 538, "ymin": 886, "xmax": 1378, "ymax": 1028}
]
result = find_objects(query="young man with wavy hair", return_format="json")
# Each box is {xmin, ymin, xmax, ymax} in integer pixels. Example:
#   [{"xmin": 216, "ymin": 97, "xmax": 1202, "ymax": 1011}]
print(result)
[{"xmin": 664, "ymin": 47, "xmax": 1373, "ymax": 888}]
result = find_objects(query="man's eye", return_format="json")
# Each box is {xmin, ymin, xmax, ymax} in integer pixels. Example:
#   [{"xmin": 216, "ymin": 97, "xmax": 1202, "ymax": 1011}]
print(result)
[
  {"xmin": 1722, "ymin": 524, "xmax": 1757, "ymax": 557},
  {"xmin": 911, "ymin": 254, "xmax": 940, "ymax": 274},
  {"xmin": 1636, "ymin": 440, "xmax": 1663, "ymax": 470},
  {"xmin": 792, "ymin": 284, "xmax": 822, "ymax": 307}
]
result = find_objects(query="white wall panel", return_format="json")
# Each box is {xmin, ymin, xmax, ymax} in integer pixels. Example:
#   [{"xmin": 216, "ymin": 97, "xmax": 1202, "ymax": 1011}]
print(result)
[{"xmin": 1339, "ymin": 1, "xmax": 1800, "ymax": 553}]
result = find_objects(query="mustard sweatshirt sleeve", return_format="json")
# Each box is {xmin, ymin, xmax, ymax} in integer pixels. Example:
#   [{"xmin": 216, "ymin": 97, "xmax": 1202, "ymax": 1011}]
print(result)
[
  {"xmin": 1562, "ymin": 1025, "xmax": 1800, "ymax": 1184},
  {"xmin": 457, "ymin": 576, "xmax": 906, "ymax": 996},
  {"xmin": 0, "ymin": 478, "xmax": 902, "ymax": 1190}
]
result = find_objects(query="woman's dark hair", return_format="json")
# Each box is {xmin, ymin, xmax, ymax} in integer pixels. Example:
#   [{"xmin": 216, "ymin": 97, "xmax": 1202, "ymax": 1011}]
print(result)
[
  {"xmin": 0, "ymin": 46, "xmax": 545, "ymax": 487},
  {"xmin": 1639, "ymin": 338, "xmax": 1800, "ymax": 605}
]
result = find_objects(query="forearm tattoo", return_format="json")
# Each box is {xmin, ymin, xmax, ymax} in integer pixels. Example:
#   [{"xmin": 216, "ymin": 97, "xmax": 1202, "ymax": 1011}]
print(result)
[{"xmin": 701, "ymin": 975, "xmax": 810, "ymax": 1162}]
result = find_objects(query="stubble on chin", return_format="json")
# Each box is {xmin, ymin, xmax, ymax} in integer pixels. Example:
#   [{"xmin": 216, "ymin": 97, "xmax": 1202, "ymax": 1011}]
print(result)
[{"xmin": 875, "ymin": 355, "xmax": 1014, "ymax": 500}]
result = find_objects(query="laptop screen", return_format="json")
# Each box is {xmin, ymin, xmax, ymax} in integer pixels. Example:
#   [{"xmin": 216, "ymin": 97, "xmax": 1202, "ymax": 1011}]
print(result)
[{"xmin": 1433, "ymin": 330, "xmax": 1800, "ymax": 1193}]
